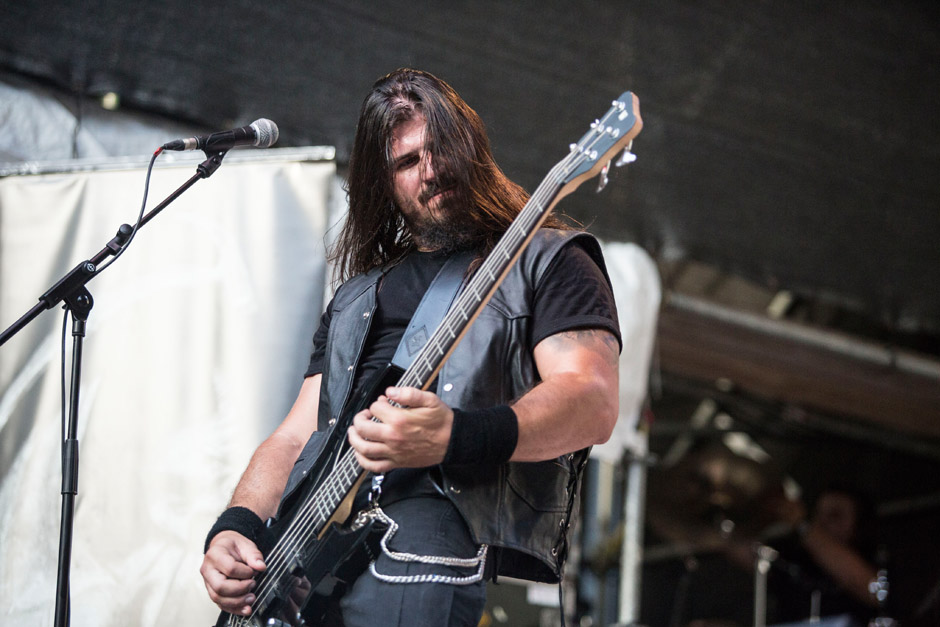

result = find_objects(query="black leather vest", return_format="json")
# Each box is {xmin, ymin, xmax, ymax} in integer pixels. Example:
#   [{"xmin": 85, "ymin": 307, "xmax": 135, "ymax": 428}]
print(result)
[{"xmin": 294, "ymin": 228, "xmax": 611, "ymax": 582}]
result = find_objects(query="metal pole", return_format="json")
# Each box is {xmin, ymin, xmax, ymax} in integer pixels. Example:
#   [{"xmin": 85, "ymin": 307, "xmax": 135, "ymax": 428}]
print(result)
[
  {"xmin": 617, "ymin": 429, "xmax": 649, "ymax": 625},
  {"xmin": 754, "ymin": 544, "xmax": 778, "ymax": 627}
]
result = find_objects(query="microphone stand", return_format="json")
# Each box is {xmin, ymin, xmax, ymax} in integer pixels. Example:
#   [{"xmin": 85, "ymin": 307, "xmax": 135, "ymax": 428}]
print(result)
[{"xmin": 0, "ymin": 149, "xmax": 229, "ymax": 627}]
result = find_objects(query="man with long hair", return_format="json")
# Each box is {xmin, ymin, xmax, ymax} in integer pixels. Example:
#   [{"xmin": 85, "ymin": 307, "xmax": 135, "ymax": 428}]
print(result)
[{"xmin": 200, "ymin": 68, "xmax": 621, "ymax": 625}]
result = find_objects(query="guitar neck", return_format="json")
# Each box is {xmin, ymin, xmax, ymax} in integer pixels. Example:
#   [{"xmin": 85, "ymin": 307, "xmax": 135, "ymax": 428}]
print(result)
[
  {"xmin": 398, "ymin": 92, "xmax": 641, "ymax": 391},
  {"xmin": 296, "ymin": 160, "xmax": 572, "ymax": 535}
]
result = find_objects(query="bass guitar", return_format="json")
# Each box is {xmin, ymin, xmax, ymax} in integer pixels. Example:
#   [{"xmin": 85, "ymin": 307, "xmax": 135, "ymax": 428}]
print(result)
[{"xmin": 216, "ymin": 91, "xmax": 642, "ymax": 626}]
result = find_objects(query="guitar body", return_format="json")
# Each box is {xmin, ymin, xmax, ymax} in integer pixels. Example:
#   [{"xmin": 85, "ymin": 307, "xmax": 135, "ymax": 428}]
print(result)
[
  {"xmin": 214, "ymin": 366, "xmax": 400, "ymax": 627},
  {"xmin": 214, "ymin": 519, "xmax": 382, "ymax": 627}
]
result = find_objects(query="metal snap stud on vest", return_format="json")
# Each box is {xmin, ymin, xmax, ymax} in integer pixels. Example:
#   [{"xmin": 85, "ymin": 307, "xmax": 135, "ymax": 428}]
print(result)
[
  {"xmin": 328, "ymin": 418, "xmax": 336, "ymax": 426},
  {"xmin": 347, "ymin": 365, "xmax": 354, "ymax": 371},
  {"xmin": 450, "ymin": 485, "xmax": 461, "ymax": 494},
  {"xmin": 443, "ymin": 383, "xmax": 454, "ymax": 392},
  {"xmin": 362, "ymin": 312, "xmax": 370, "ymax": 319}
]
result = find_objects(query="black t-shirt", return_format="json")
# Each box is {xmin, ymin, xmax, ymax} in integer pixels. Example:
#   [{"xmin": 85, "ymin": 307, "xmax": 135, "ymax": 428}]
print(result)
[
  {"xmin": 306, "ymin": 239, "xmax": 620, "ymax": 381},
  {"xmin": 305, "ymin": 238, "xmax": 620, "ymax": 503}
]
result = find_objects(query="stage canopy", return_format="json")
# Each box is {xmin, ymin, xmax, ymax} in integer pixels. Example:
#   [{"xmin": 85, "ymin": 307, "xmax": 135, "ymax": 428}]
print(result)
[{"xmin": 1, "ymin": 0, "xmax": 937, "ymax": 344}]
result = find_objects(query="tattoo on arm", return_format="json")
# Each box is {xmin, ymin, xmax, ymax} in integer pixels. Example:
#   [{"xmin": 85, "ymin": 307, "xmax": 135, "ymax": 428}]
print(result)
[{"xmin": 545, "ymin": 329, "xmax": 620, "ymax": 368}]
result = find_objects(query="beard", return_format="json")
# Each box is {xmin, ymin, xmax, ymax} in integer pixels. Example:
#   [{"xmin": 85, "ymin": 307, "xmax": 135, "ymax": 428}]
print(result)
[{"xmin": 401, "ymin": 185, "xmax": 487, "ymax": 253}]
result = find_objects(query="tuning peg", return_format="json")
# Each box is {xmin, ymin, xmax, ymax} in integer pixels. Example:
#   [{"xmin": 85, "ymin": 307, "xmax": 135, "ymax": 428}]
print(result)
[
  {"xmin": 615, "ymin": 140, "xmax": 637, "ymax": 167},
  {"xmin": 615, "ymin": 149, "xmax": 637, "ymax": 167},
  {"xmin": 596, "ymin": 162, "xmax": 610, "ymax": 192}
]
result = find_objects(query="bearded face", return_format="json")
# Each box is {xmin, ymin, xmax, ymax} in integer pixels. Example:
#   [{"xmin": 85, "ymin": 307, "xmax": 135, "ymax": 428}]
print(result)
[{"xmin": 389, "ymin": 114, "xmax": 485, "ymax": 252}]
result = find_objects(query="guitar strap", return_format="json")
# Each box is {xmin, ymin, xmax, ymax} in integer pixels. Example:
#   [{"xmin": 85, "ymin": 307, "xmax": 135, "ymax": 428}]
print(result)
[
  {"xmin": 367, "ymin": 249, "xmax": 473, "ymax": 507},
  {"xmin": 389, "ymin": 251, "xmax": 474, "ymax": 373}
]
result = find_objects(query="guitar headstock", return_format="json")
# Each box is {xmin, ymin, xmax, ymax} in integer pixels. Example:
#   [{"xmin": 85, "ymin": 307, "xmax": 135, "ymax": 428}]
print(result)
[{"xmin": 561, "ymin": 92, "xmax": 642, "ymax": 194}]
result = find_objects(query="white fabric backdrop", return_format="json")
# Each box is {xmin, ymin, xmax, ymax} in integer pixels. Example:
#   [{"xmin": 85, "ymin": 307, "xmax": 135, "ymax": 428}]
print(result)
[{"xmin": 0, "ymin": 151, "xmax": 335, "ymax": 626}]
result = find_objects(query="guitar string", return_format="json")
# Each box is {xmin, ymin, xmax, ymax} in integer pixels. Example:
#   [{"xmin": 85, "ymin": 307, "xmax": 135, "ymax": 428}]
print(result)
[
  {"xmin": 243, "ymin": 208, "xmax": 550, "ymax": 618},
  {"xmin": 236, "ymin": 102, "xmax": 630, "ymax": 623},
  {"xmin": 240, "ymin": 195, "xmax": 552, "ymax": 620},
  {"xmin": 238, "ymin": 179, "xmax": 561, "ymax": 621}
]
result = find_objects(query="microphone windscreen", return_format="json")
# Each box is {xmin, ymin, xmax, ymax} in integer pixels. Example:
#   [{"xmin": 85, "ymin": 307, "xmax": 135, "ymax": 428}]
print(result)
[{"xmin": 250, "ymin": 119, "xmax": 279, "ymax": 148}]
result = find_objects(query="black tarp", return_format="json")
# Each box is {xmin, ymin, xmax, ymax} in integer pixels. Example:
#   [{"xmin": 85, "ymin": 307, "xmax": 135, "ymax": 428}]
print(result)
[{"xmin": 2, "ymin": 0, "xmax": 938, "ymax": 342}]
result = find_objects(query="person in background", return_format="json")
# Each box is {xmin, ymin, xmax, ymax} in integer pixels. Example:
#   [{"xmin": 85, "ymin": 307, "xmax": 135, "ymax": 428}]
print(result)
[{"xmin": 769, "ymin": 485, "xmax": 882, "ymax": 624}]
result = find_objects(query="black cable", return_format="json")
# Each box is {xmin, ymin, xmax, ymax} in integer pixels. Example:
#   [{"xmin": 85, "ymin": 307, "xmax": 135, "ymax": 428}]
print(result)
[
  {"xmin": 59, "ymin": 146, "xmax": 163, "ymax": 428},
  {"xmin": 95, "ymin": 147, "xmax": 163, "ymax": 274}
]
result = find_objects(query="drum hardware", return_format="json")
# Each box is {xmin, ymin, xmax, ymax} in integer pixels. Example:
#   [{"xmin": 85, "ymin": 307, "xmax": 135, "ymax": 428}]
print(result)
[{"xmin": 754, "ymin": 543, "xmax": 779, "ymax": 627}]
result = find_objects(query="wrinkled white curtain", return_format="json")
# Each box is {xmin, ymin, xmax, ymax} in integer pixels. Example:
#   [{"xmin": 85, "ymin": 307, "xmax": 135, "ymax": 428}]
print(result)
[{"xmin": 0, "ymin": 150, "xmax": 335, "ymax": 626}]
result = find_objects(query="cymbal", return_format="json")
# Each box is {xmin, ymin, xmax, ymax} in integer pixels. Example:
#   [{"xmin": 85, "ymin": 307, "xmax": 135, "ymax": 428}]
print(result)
[
  {"xmin": 586, "ymin": 438, "xmax": 795, "ymax": 572},
  {"xmin": 646, "ymin": 439, "xmax": 788, "ymax": 551}
]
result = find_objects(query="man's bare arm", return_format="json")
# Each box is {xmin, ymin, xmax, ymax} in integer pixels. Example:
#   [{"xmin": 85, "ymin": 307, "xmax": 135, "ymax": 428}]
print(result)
[
  {"xmin": 510, "ymin": 328, "xmax": 620, "ymax": 461},
  {"xmin": 227, "ymin": 374, "xmax": 322, "ymax": 519},
  {"xmin": 201, "ymin": 374, "xmax": 321, "ymax": 615}
]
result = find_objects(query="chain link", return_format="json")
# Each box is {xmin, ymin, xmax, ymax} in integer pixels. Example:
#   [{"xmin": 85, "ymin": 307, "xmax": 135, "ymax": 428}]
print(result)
[{"xmin": 361, "ymin": 505, "xmax": 488, "ymax": 586}]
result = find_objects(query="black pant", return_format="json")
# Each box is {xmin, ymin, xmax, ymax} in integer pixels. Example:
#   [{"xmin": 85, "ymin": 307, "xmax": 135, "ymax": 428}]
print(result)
[{"xmin": 333, "ymin": 496, "xmax": 488, "ymax": 627}]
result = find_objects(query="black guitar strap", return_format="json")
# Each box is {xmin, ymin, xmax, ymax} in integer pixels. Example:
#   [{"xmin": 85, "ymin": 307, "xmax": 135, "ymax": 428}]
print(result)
[{"xmin": 390, "ymin": 251, "xmax": 474, "ymax": 372}]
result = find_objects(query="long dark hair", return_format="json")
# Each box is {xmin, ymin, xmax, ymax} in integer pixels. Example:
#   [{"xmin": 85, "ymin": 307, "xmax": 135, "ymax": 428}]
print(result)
[{"xmin": 330, "ymin": 68, "xmax": 570, "ymax": 282}]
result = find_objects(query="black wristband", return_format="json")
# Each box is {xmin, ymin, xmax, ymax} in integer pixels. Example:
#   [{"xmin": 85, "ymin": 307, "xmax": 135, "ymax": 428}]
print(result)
[
  {"xmin": 443, "ymin": 405, "xmax": 518, "ymax": 466},
  {"xmin": 204, "ymin": 506, "xmax": 269, "ymax": 554}
]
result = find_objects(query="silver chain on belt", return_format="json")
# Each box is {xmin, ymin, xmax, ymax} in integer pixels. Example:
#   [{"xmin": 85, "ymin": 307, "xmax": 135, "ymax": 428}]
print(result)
[{"xmin": 355, "ymin": 503, "xmax": 488, "ymax": 586}]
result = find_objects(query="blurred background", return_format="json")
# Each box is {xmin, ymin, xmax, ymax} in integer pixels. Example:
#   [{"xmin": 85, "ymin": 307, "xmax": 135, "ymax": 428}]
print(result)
[{"xmin": 1, "ymin": 2, "xmax": 938, "ymax": 626}]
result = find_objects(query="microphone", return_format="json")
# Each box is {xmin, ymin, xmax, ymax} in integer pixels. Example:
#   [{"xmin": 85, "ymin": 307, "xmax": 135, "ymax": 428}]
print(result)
[{"xmin": 162, "ymin": 118, "xmax": 279, "ymax": 152}]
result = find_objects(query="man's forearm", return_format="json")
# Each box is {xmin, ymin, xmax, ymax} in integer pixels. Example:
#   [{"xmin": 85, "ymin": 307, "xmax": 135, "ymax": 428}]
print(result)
[
  {"xmin": 228, "ymin": 431, "xmax": 308, "ymax": 520},
  {"xmin": 510, "ymin": 370, "xmax": 618, "ymax": 462},
  {"xmin": 225, "ymin": 375, "xmax": 322, "ymax": 519},
  {"xmin": 801, "ymin": 524, "xmax": 879, "ymax": 608}
]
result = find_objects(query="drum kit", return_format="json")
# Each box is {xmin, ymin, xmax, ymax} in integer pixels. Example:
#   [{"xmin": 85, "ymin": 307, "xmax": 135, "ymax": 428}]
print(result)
[{"xmin": 590, "ymin": 435, "xmax": 900, "ymax": 627}]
